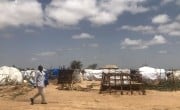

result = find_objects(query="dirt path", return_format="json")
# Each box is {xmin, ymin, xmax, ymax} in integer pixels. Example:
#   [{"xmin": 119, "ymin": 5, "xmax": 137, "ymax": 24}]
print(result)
[{"xmin": 0, "ymin": 83, "xmax": 180, "ymax": 110}]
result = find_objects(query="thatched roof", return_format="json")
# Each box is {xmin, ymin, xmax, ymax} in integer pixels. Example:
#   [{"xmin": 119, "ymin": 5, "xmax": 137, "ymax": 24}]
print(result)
[{"xmin": 100, "ymin": 65, "xmax": 119, "ymax": 69}]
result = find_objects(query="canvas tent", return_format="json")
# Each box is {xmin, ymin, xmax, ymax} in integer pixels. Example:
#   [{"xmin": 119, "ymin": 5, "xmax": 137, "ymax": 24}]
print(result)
[
  {"xmin": 139, "ymin": 66, "xmax": 166, "ymax": 80},
  {"xmin": 0, "ymin": 66, "xmax": 23, "ymax": 85}
]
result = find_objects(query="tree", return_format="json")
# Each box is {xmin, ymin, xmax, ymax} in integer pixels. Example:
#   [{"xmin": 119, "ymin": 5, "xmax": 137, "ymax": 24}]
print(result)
[
  {"xmin": 70, "ymin": 60, "xmax": 83, "ymax": 69},
  {"xmin": 87, "ymin": 64, "xmax": 98, "ymax": 69}
]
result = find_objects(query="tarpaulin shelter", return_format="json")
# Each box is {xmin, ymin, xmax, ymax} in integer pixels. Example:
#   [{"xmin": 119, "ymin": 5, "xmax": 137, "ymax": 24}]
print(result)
[
  {"xmin": 0, "ymin": 66, "xmax": 23, "ymax": 85},
  {"xmin": 138, "ymin": 66, "xmax": 166, "ymax": 80}
]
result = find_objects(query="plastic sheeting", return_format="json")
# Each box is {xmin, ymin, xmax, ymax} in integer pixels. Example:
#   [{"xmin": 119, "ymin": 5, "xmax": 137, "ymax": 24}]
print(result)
[
  {"xmin": 83, "ymin": 69, "xmax": 103, "ymax": 80},
  {"xmin": 51, "ymin": 69, "xmax": 60, "ymax": 76},
  {"xmin": 0, "ymin": 66, "xmax": 23, "ymax": 84},
  {"xmin": 139, "ymin": 66, "xmax": 166, "ymax": 80},
  {"xmin": 83, "ymin": 69, "xmax": 130, "ymax": 80},
  {"xmin": 21, "ymin": 70, "xmax": 36, "ymax": 85},
  {"xmin": 21, "ymin": 70, "xmax": 36, "ymax": 78},
  {"xmin": 22, "ymin": 69, "xmax": 49, "ymax": 85},
  {"xmin": 168, "ymin": 70, "xmax": 180, "ymax": 79}
]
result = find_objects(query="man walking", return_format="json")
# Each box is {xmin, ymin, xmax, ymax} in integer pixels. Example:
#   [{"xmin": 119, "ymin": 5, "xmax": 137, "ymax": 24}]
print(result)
[{"xmin": 30, "ymin": 65, "xmax": 47, "ymax": 105}]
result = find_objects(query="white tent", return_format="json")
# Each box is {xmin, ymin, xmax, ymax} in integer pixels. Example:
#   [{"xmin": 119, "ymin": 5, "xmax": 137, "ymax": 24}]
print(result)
[
  {"xmin": 21, "ymin": 70, "xmax": 36, "ymax": 83},
  {"xmin": 0, "ymin": 66, "xmax": 23, "ymax": 85},
  {"xmin": 166, "ymin": 70, "xmax": 180, "ymax": 79},
  {"xmin": 174, "ymin": 71, "xmax": 180, "ymax": 79},
  {"xmin": 83, "ymin": 69, "xmax": 103, "ymax": 80},
  {"xmin": 139, "ymin": 66, "xmax": 166, "ymax": 80},
  {"xmin": 21, "ymin": 70, "xmax": 36, "ymax": 79}
]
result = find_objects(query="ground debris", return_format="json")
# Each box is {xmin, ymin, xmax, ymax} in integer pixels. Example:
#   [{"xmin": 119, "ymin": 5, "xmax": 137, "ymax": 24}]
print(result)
[{"xmin": 0, "ymin": 84, "xmax": 33, "ymax": 99}]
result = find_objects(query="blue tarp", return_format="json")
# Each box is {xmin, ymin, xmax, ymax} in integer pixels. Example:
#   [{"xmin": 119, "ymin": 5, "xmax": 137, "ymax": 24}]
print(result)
[
  {"xmin": 46, "ymin": 69, "xmax": 60, "ymax": 79},
  {"xmin": 51, "ymin": 69, "xmax": 60, "ymax": 76}
]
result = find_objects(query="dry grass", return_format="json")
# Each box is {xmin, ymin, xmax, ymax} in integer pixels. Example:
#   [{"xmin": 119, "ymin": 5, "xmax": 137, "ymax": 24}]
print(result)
[
  {"xmin": 0, "ymin": 81, "xmax": 180, "ymax": 110},
  {"xmin": 0, "ymin": 83, "xmax": 33, "ymax": 99}
]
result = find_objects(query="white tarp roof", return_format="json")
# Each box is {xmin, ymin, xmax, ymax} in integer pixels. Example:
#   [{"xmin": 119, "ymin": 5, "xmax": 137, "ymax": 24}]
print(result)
[
  {"xmin": 100, "ymin": 69, "xmax": 130, "ymax": 74},
  {"xmin": 139, "ymin": 66, "xmax": 166, "ymax": 80},
  {"xmin": 83, "ymin": 69, "xmax": 103, "ymax": 80},
  {"xmin": 0, "ymin": 66, "xmax": 23, "ymax": 84},
  {"xmin": 83, "ymin": 69, "xmax": 130, "ymax": 80}
]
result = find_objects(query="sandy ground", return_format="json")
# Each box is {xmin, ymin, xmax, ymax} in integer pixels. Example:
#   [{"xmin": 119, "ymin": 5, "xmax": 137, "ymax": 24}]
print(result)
[{"xmin": 0, "ymin": 81, "xmax": 180, "ymax": 110}]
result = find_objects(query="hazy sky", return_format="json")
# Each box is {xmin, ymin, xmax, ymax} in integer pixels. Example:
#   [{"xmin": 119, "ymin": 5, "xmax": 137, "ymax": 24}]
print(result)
[{"xmin": 0, "ymin": 0, "xmax": 180, "ymax": 69}]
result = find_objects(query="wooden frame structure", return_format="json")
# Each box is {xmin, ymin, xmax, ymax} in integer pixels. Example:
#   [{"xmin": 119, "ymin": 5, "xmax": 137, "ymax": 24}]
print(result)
[
  {"xmin": 100, "ymin": 72, "xmax": 145, "ymax": 95},
  {"xmin": 57, "ymin": 69, "xmax": 81, "ymax": 90},
  {"xmin": 57, "ymin": 69, "xmax": 74, "ymax": 89}
]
